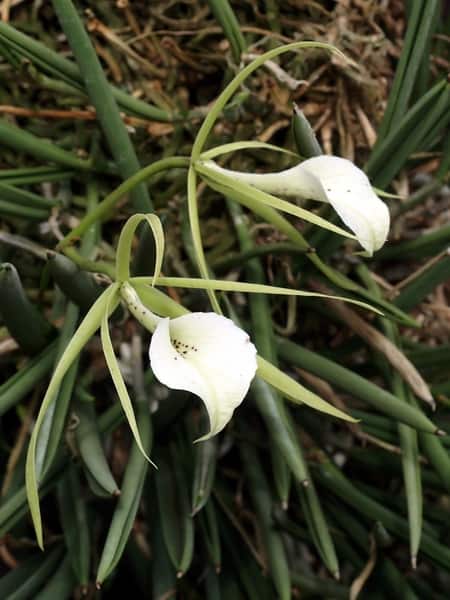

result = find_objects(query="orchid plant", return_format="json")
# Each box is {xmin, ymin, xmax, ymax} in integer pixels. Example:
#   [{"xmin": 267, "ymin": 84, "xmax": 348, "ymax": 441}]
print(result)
[
  {"xmin": 26, "ymin": 210, "xmax": 383, "ymax": 548},
  {"xmin": 27, "ymin": 40, "xmax": 392, "ymax": 548}
]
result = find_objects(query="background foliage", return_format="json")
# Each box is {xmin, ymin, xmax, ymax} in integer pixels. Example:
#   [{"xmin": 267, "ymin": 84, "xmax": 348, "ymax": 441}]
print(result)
[{"xmin": 0, "ymin": 1, "xmax": 449, "ymax": 598}]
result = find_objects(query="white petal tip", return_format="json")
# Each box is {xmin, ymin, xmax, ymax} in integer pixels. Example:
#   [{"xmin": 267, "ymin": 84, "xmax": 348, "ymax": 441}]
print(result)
[
  {"xmin": 299, "ymin": 156, "xmax": 390, "ymax": 253},
  {"xmin": 193, "ymin": 431, "xmax": 215, "ymax": 444}
]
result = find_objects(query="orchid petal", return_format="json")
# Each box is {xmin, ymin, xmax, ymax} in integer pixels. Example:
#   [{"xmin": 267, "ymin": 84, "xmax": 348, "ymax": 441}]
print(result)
[
  {"xmin": 298, "ymin": 156, "xmax": 390, "ymax": 255},
  {"xmin": 202, "ymin": 155, "xmax": 390, "ymax": 255},
  {"xmin": 149, "ymin": 313, "xmax": 257, "ymax": 440}
]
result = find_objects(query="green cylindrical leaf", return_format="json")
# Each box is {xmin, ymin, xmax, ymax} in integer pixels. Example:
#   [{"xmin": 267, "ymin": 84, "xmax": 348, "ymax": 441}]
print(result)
[
  {"xmin": 198, "ymin": 500, "xmax": 222, "ymax": 571},
  {"xmin": 0, "ymin": 20, "xmax": 171, "ymax": 121},
  {"xmin": 375, "ymin": 1, "xmax": 437, "ymax": 141},
  {"xmin": 52, "ymin": 0, "xmax": 152, "ymax": 216},
  {"xmin": 75, "ymin": 399, "xmax": 120, "ymax": 497},
  {"xmin": 367, "ymin": 80, "xmax": 445, "ymax": 177},
  {"xmin": 0, "ymin": 342, "xmax": 56, "ymax": 417},
  {"xmin": 0, "ymin": 198, "xmax": 49, "ymax": 220},
  {"xmin": 207, "ymin": 0, "xmax": 247, "ymax": 62},
  {"xmin": 398, "ymin": 423, "xmax": 422, "ymax": 564},
  {"xmin": 57, "ymin": 468, "xmax": 90, "ymax": 587},
  {"xmin": 34, "ymin": 556, "xmax": 75, "ymax": 600},
  {"xmin": 420, "ymin": 433, "xmax": 450, "ymax": 493},
  {"xmin": 151, "ymin": 501, "xmax": 177, "ymax": 600},
  {"xmin": 192, "ymin": 436, "xmax": 217, "ymax": 515},
  {"xmin": 240, "ymin": 442, "xmax": 291, "ymax": 600},
  {"xmin": 0, "ymin": 262, "xmax": 53, "ymax": 354},
  {"xmin": 0, "ymin": 181, "xmax": 58, "ymax": 209},
  {"xmin": 5, "ymin": 545, "xmax": 65, "ymax": 600},
  {"xmin": 96, "ymin": 403, "xmax": 152, "ymax": 583},
  {"xmin": 296, "ymin": 480, "xmax": 339, "ymax": 577},
  {"xmin": 48, "ymin": 253, "xmax": 103, "ymax": 313},
  {"xmin": 314, "ymin": 459, "xmax": 450, "ymax": 568},
  {"xmin": 277, "ymin": 338, "xmax": 440, "ymax": 434},
  {"xmin": 0, "ymin": 554, "xmax": 44, "ymax": 598},
  {"xmin": 155, "ymin": 443, "xmax": 195, "ymax": 577},
  {"xmin": 395, "ymin": 255, "xmax": 450, "ymax": 311},
  {"xmin": 0, "ymin": 120, "xmax": 93, "ymax": 171}
]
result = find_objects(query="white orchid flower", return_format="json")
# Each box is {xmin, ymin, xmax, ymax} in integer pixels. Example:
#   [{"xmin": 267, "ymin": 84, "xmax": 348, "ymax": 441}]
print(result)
[
  {"xmin": 203, "ymin": 155, "xmax": 390, "ymax": 255},
  {"xmin": 121, "ymin": 283, "xmax": 258, "ymax": 440}
]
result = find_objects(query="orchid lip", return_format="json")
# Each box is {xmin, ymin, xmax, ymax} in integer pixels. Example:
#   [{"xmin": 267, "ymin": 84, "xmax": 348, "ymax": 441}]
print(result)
[{"xmin": 149, "ymin": 313, "xmax": 258, "ymax": 440}]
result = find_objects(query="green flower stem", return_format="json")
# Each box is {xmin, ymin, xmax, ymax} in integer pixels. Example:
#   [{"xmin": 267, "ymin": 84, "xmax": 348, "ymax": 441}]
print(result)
[
  {"xmin": 188, "ymin": 42, "xmax": 343, "ymax": 308},
  {"xmin": 187, "ymin": 164, "xmax": 221, "ymax": 313},
  {"xmin": 120, "ymin": 282, "xmax": 161, "ymax": 331},
  {"xmin": 57, "ymin": 157, "xmax": 190, "ymax": 250},
  {"xmin": 62, "ymin": 248, "xmax": 115, "ymax": 279}
]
